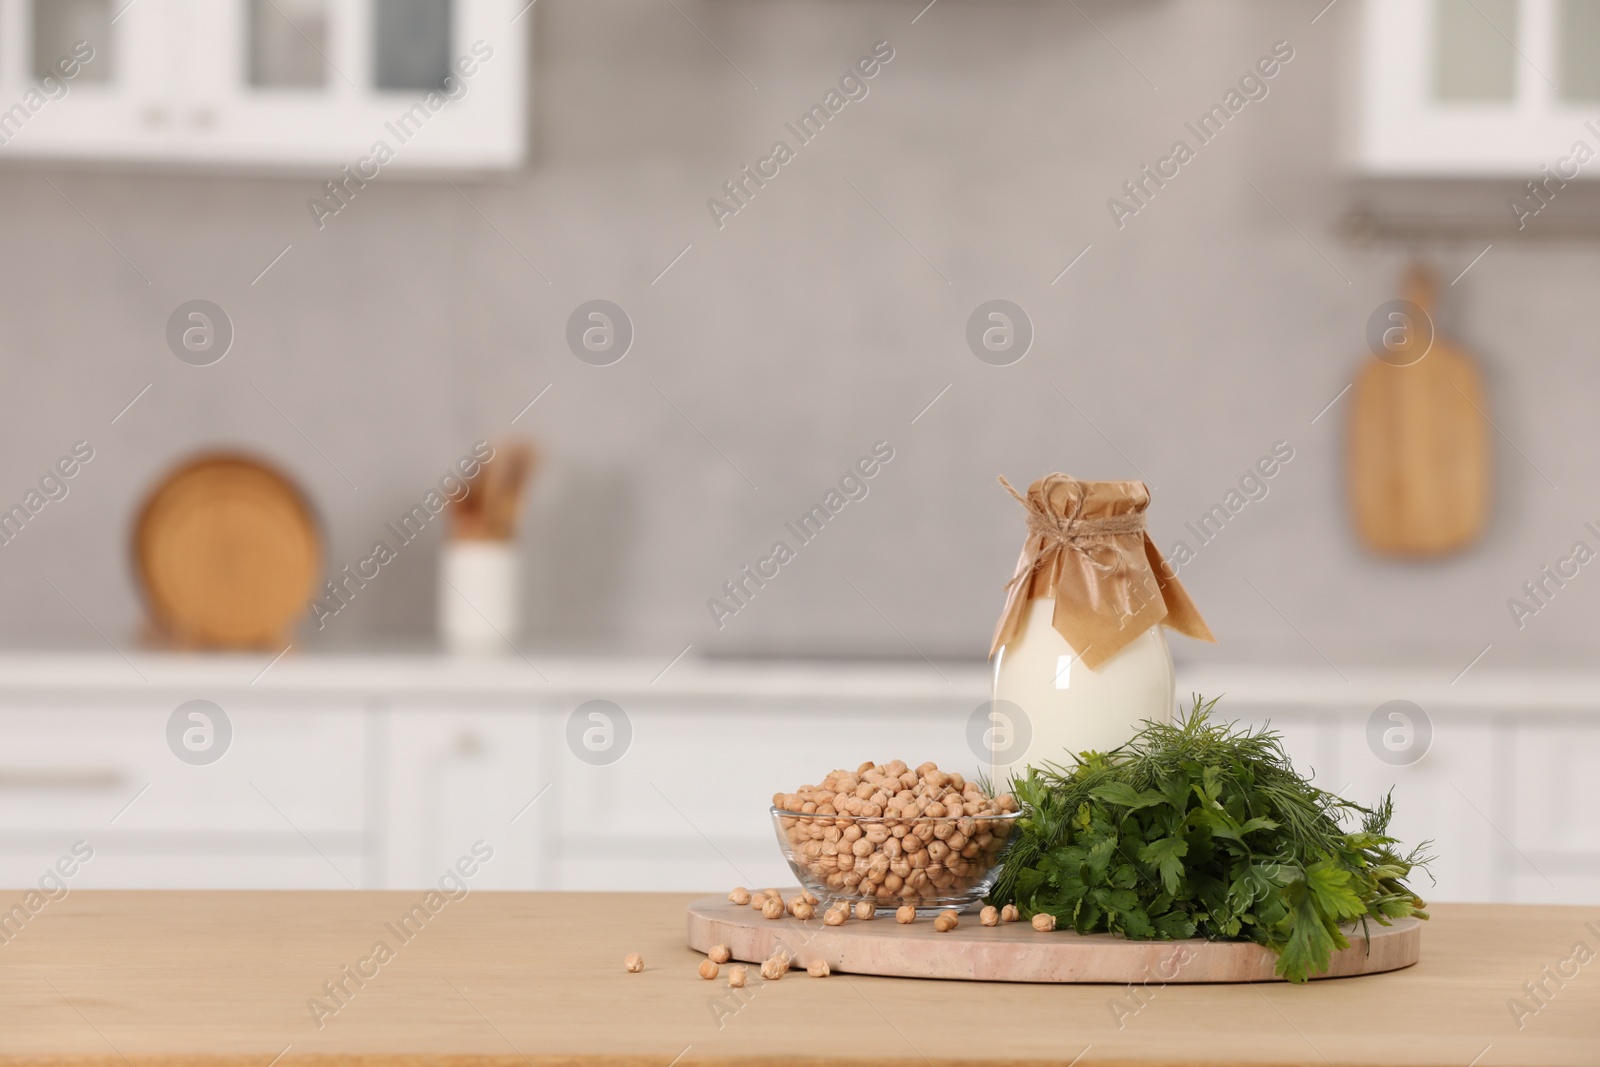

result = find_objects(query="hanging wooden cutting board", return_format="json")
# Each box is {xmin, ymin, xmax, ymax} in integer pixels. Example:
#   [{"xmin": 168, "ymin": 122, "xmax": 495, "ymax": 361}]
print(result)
[
  {"xmin": 1348, "ymin": 264, "xmax": 1491, "ymax": 556},
  {"xmin": 134, "ymin": 453, "xmax": 321, "ymax": 649}
]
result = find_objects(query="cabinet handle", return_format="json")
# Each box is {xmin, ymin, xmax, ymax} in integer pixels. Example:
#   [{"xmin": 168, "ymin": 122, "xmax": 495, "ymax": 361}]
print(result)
[{"xmin": 0, "ymin": 769, "xmax": 125, "ymax": 790}]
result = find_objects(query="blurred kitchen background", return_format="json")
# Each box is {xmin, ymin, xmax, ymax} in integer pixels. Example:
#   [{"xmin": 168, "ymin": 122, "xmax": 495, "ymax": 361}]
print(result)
[{"xmin": 0, "ymin": 0, "xmax": 1595, "ymax": 905}]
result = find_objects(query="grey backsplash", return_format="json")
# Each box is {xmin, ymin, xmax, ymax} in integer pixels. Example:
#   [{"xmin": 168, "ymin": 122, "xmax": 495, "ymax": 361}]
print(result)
[{"xmin": 1, "ymin": 0, "xmax": 1595, "ymax": 673}]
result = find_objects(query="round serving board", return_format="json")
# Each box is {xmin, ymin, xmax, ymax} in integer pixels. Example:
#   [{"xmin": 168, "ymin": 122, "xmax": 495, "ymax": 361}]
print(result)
[
  {"xmin": 686, "ymin": 895, "xmax": 1421, "ymax": 984},
  {"xmin": 134, "ymin": 452, "xmax": 321, "ymax": 650}
]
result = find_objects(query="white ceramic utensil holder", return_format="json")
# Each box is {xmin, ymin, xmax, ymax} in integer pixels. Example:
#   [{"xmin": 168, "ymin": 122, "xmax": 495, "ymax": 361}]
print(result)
[{"xmin": 439, "ymin": 540, "xmax": 521, "ymax": 655}]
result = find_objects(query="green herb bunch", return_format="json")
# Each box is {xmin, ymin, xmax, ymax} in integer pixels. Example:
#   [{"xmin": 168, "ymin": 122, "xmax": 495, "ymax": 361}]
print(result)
[{"xmin": 990, "ymin": 697, "xmax": 1432, "ymax": 982}]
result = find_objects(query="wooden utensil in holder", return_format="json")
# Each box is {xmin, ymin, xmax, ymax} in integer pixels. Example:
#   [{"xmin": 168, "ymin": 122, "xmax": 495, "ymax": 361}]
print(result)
[
  {"xmin": 448, "ymin": 442, "xmax": 535, "ymax": 541},
  {"xmin": 440, "ymin": 442, "xmax": 537, "ymax": 653}
]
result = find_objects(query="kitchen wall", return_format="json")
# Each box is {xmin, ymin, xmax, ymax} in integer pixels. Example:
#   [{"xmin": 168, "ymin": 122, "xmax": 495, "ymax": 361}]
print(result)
[{"xmin": 1, "ymin": 0, "xmax": 1596, "ymax": 675}]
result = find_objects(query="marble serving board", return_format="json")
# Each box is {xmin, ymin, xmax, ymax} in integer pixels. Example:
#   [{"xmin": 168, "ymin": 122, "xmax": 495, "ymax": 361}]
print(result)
[{"xmin": 686, "ymin": 895, "xmax": 1422, "ymax": 983}]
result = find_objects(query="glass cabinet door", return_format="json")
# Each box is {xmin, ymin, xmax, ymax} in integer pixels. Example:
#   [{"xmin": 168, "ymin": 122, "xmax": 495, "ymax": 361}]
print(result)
[
  {"xmin": 30, "ymin": 0, "xmax": 114, "ymax": 82},
  {"xmin": 0, "ymin": 0, "xmax": 181, "ymax": 157},
  {"xmin": 1359, "ymin": 0, "xmax": 1600, "ymax": 174},
  {"xmin": 248, "ymin": 0, "xmax": 329, "ymax": 88},
  {"xmin": 0, "ymin": 0, "xmax": 522, "ymax": 167}
]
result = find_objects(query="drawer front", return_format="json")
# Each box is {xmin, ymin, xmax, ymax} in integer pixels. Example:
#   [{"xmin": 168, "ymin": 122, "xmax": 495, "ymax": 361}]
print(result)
[
  {"xmin": 547, "ymin": 695, "xmax": 981, "ymax": 892},
  {"xmin": 0, "ymin": 698, "xmax": 371, "ymax": 839},
  {"xmin": 0, "ymin": 843, "xmax": 370, "ymax": 892}
]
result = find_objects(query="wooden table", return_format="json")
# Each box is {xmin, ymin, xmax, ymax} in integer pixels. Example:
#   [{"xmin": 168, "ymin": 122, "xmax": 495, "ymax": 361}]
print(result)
[{"xmin": 0, "ymin": 893, "xmax": 1594, "ymax": 1067}]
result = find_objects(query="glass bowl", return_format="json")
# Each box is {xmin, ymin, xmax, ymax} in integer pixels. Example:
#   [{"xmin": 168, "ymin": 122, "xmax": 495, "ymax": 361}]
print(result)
[{"xmin": 770, "ymin": 804, "xmax": 1021, "ymax": 914}]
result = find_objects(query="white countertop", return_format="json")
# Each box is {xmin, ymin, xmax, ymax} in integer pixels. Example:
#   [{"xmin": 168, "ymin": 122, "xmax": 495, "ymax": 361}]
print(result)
[{"xmin": 0, "ymin": 651, "xmax": 1593, "ymax": 714}]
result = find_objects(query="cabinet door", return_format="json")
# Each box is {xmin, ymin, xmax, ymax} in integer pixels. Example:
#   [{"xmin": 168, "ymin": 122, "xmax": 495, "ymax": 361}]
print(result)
[
  {"xmin": 0, "ymin": 0, "xmax": 185, "ymax": 158},
  {"xmin": 383, "ymin": 702, "xmax": 551, "ymax": 890},
  {"xmin": 183, "ymin": 0, "xmax": 526, "ymax": 167},
  {"xmin": 0, "ymin": 0, "xmax": 526, "ymax": 167},
  {"xmin": 546, "ymin": 695, "xmax": 982, "ymax": 893},
  {"xmin": 1359, "ymin": 0, "xmax": 1600, "ymax": 174}
]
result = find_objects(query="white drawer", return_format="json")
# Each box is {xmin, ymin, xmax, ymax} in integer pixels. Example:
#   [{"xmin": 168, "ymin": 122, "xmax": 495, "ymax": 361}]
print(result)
[
  {"xmin": 0, "ymin": 698, "xmax": 370, "ymax": 838},
  {"xmin": 0, "ymin": 843, "xmax": 370, "ymax": 891}
]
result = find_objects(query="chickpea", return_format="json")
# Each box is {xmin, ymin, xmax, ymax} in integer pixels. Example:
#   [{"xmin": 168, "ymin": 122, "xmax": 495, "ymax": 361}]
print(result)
[
  {"xmin": 933, "ymin": 912, "xmax": 958, "ymax": 933},
  {"xmin": 823, "ymin": 907, "xmax": 846, "ymax": 927},
  {"xmin": 807, "ymin": 958, "xmax": 831, "ymax": 977},
  {"xmin": 727, "ymin": 965, "xmax": 747, "ymax": 989},
  {"xmin": 1001, "ymin": 904, "xmax": 1020, "ymax": 922},
  {"xmin": 624, "ymin": 953, "xmax": 643, "ymax": 973},
  {"xmin": 980, "ymin": 905, "xmax": 999, "ymax": 927},
  {"xmin": 801, "ymin": 889, "xmax": 819, "ymax": 906},
  {"xmin": 698, "ymin": 959, "xmax": 719, "ymax": 980},
  {"xmin": 728, "ymin": 887, "xmax": 752, "ymax": 905},
  {"xmin": 1031, "ymin": 912, "xmax": 1057, "ymax": 932},
  {"xmin": 762, "ymin": 897, "xmax": 784, "ymax": 920},
  {"xmin": 794, "ymin": 902, "xmax": 815, "ymax": 921},
  {"xmin": 895, "ymin": 904, "xmax": 916, "ymax": 923},
  {"xmin": 760, "ymin": 957, "xmax": 785, "ymax": 981},
  {"xmin": 787, "ymin": 895, "xmax": 806, "ymax": 915},
  {"xmin": 854, "ymin": 899, "xmax": 875, "ymax": 921},
  {"xmin": 709, "ymin": 944, "xmax": 731, "ymax": 964}
]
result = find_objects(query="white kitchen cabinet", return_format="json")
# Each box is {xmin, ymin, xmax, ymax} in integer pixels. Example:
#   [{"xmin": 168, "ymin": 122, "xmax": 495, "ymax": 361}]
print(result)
[
  {"xmin": 0, "ymin": 655, "xmax": 1594, "ymax": 903},
  {"xmin": 0, "ymin": 0, "xmax": 527, "ymax": 169},
  {"xmin": 1358, "ymin": 0, "xmax": 1600, "ymax": 175},
  {"xmin": 0, "ymin": 695, "xmax": 375, "ymax": 889}
]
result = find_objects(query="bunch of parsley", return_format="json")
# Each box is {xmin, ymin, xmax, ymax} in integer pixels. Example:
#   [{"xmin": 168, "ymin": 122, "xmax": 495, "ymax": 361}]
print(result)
[{"xmin": 989, "ymin": 697, "xmax": 1432, "ymax": 982}]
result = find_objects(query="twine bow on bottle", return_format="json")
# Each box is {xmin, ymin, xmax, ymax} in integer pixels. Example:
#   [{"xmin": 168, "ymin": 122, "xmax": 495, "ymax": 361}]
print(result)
[
  {"xmin": 989, "ymin": 473, "xmax": 1214, "ymax": 669},
  {"xmin": 997, "ymin": 474, "xmax": 1145, "ymax": 591}
]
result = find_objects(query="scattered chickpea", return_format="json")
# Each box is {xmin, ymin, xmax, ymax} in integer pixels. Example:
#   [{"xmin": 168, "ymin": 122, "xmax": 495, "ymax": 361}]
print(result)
[
  {"xmin": 823, "ymin": 907, "xmax": 846, "ymax": 927},
  {"xmin": 698, "ymin": 959, "xmax": 719, "ymax": 980},
  {"xmin": 727, "ymin": 965, "xmax": 747, "ymax": 989},
  {"xmin": 793, "ymin": 902, "xmax": 815, "ymax": 921},
  {"xmin": 1031, "ymin": 912, "xmax": 1057, "ymax": 932},
  {"xmin": 854, "ymin": 900, "xmax": 875, "ymax": 921},
  {"xmin": 807, "ymin": 959, "xmax": 831, "ymax": 977},
  {"xmin": 933, "ymin": 912, "xmax": 959, "ymax": 933},
  {"xmin": 762, "ymin": 897, "xmax": 784, "ymax": 920},
  {"xmin": 801, "ymin": 890, "xmax": 819, "ymax": 906},
  {"xmin": 728, "ymin": 887, "xmax": 751, "ymax": 905},
  {"xmin": 709, "ymin": 944, "xmax": 731, "ymax": 964},
  {"xmin": 1001, "ymin": 904, "xmax": 1020, "ymax": 923},
  {"xmin": 760, "ymin": 955, "xmax": 787, "ymax": 981},
  {"xmin": 895, "ymin": 905, "xmax": 916, "ymax": 924},
  {"xmin": 624, "ymin": 953, "xmax": 644, "ymax": 973},
  {"xmin": 980, "ymin": 906, "xmax": 999, "ymax": 927}
]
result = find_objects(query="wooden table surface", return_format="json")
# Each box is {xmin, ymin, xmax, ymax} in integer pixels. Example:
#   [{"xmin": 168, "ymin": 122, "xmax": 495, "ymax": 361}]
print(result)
[{"xmin": 0, "ymin": 892, "xmax": 1594, "ymax": 1067}]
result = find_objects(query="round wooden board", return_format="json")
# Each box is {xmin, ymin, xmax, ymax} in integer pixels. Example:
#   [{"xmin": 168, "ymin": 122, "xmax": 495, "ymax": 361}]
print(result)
[
  {"xmin": 134, "ymin": 453, "xmax": 321, "ymax": 649},
  {"xmin": 687, "ymin": 894, "xmax": 1421, "ymax": 984}
]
